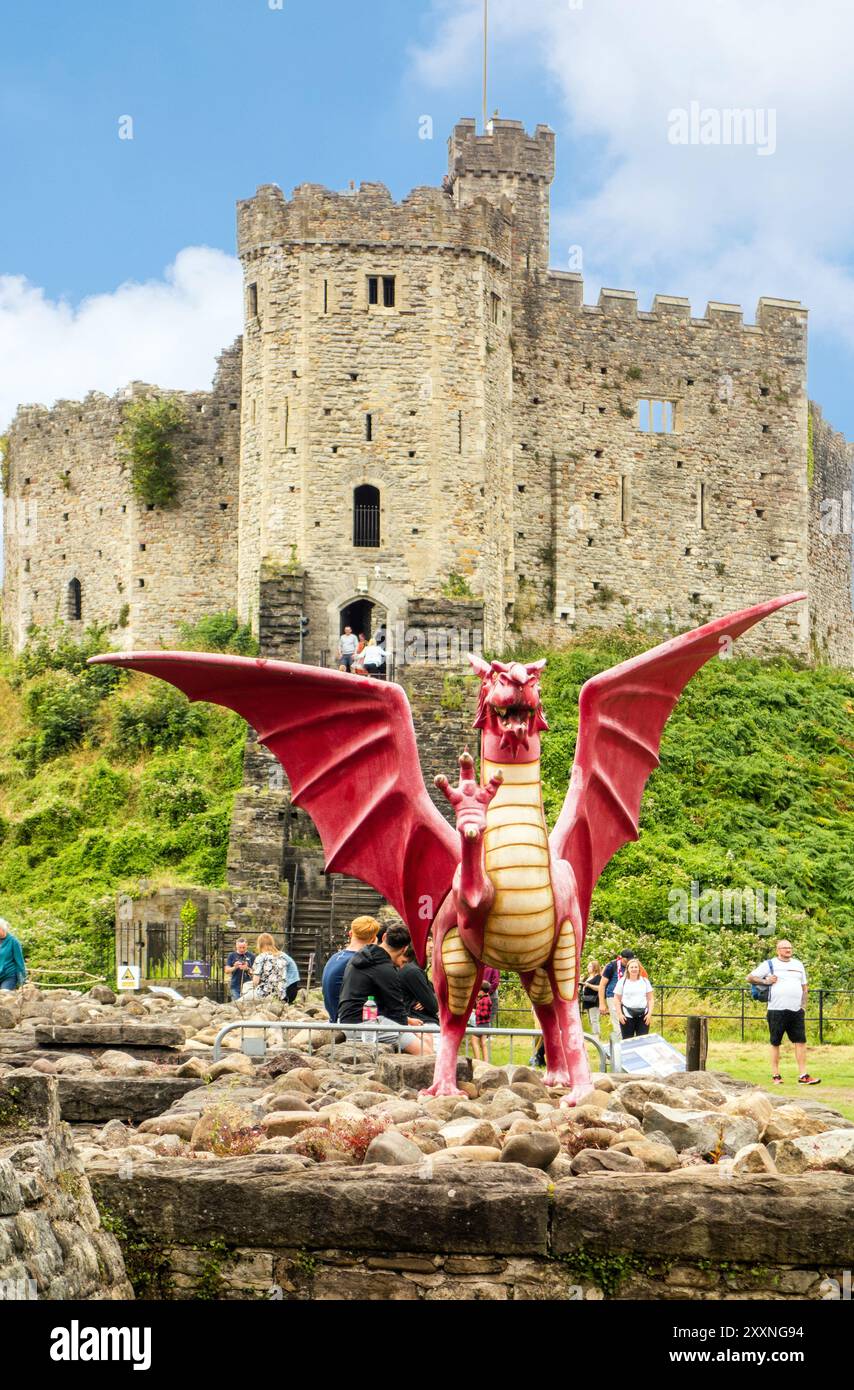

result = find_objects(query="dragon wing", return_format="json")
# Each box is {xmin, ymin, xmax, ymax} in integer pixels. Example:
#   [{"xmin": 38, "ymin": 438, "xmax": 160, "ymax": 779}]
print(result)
[
  {"xmin": 549, "ymin": 593, "xmax": 806, "ymax": 927},
  {"xmin": 89, "ymin": 652, "xmax": 459, "ymax": 957}
]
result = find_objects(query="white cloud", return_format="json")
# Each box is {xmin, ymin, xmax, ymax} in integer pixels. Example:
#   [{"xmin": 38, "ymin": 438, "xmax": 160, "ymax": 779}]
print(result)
[
  {"xmin": 412, "ymin": 0, "xmax": 854, "ymax": 344},
  {"xmin": 0, "ymin": 246, "xmax": 242, "ymax": 431}
]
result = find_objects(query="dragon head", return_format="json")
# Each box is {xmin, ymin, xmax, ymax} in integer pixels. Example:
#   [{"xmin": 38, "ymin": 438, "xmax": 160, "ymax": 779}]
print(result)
[{"xmin": 469, "ymin": 656, "xmax": 549, "ymax": 755}]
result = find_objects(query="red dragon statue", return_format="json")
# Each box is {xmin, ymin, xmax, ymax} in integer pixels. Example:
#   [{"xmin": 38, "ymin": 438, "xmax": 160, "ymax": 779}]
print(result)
[{"xmin": 91, "ymin": 591, "xmax": 804, "ymax": 1102}]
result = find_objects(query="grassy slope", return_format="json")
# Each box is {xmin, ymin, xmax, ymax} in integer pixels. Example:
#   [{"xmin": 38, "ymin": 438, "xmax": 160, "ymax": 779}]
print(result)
[
  {"xmin": 0, "ymin": 645, "xmax": 246, "ymax": 976},
  {"xmin": 1, "ymin": 624, "xmax": 853, "ymax": 1001},
  {"xmin": 532, "ymin": 637, "xmax": 854, "ymax": 991}
]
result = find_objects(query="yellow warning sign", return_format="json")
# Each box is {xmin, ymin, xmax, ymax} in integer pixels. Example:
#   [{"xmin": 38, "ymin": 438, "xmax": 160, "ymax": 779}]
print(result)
[{"xmin": 117, "ymin": 964, "xmax": 141, "ymax": 991}]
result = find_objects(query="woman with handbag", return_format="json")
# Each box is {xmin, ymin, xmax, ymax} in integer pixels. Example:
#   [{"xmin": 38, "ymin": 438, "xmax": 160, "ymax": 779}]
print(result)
[{"xmin": 615, "ymin": 958, "xmax": 653, "ymax": 1039}]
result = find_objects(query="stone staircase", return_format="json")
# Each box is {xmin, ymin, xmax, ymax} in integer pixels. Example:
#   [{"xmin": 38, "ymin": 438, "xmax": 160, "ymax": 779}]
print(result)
[{"xmin": 288, "ymin": 870, "xmax": 385, "ymax": 990}]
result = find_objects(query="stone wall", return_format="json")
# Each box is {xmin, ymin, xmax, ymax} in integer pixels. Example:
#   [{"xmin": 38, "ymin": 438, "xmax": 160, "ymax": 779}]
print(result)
[
  {"xmin": 88, "ymin": 1161, "xmax": 853, "ymax": 1301},
  {"xmin": 0, "ymin": 1070, "xmax": 131, "ymax": 1299},
  {"xmin": 2, "ymin": 343, "xmax": 242, "ymax": 653},
  {"xmin": 517, "ymin": 288, "xmax": 813, "ymax": 656},
  {"xmin": 808, "ymin": 403, "xmax": 854, "ymax": 665},
  {"xmin": 398, "ymin": 662, "xmax": 481, "ymax": 824},
  {"xmin": 115, "ymin": 881, "xmax": 288, "ymax": 993}
]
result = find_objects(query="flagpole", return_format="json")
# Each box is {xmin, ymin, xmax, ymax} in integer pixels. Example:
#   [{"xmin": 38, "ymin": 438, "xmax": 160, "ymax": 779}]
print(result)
[{"xmin": 483, "ymin": 0, "xmax": 488, "ymax": 132}]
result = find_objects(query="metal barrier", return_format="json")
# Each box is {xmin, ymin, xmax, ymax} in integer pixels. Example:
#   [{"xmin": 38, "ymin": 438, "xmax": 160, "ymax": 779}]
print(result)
[
  {"xmin": 499, "ymin": 986, "xmax": 854, "ymax": 1045},
  {"xmin": 211, "ymin": 1018, "xmax": 609, "ymax": 1071}
]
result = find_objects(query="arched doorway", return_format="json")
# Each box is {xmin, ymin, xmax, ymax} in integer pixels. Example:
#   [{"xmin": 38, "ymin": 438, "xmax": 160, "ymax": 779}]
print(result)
[{"xmin": 340, "ymin": 598, "xmax": 376, "ymax": 640}]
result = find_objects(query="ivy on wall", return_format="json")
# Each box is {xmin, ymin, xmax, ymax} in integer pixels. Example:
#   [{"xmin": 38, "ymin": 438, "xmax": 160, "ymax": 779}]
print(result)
[
  {"xmin": 117, "ymin": 396, "xmax": 186, "ymax": 507},
  {"xmin": 0, "ymin": 434, "xmax": 10, "ymax": 495}
]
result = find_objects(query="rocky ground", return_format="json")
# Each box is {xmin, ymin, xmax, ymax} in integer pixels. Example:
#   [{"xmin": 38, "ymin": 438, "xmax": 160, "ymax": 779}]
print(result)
[{"xmin": 2, "ymin": 984, "xmax": 852, "ymax": 1183}]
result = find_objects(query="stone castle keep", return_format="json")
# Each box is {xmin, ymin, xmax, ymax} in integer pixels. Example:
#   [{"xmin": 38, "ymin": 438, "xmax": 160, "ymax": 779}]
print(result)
[{"xmin": 3, "ymin": 118, "xmax": 853, "ymax": 665}]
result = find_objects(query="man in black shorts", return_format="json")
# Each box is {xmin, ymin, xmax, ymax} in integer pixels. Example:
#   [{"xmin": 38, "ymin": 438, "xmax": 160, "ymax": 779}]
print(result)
[{"xmin": 748, "ymin": 939, "xmax": 820, "ymax": 1085}]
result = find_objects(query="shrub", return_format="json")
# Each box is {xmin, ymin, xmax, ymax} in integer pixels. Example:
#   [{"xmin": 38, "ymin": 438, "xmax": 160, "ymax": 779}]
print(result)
[
  {"xmin": 140, "ymin": 760, "xmax": 208, "ymax": 826},
  {"xmin": 290, "ymin": 1116, "xmax": 389, "ymax": 1163},
  {"xmin": 441, "ymin": 572, "xmax": 474, "ymax": 599},
  {"xmin": 118, "ymin": 395, "xmax": 185, "ymax": 507},
  {"xmin": 79, "ymin": 761, "xmax": 132, "ymax": 820},
  {"xmin": 111, "ymin": 683, "xmax": 207, "ymax": 757},
  {"xmin": 176, "ymin": 611, "xmax": 258, "ymax": 656},
  {"xmin": 16, "ymin": 676, "xmax": 99, "ymax": 768},
  {"xmin": 209, "ymin": 1124, "xmax": 265, "ymax": 1157}
]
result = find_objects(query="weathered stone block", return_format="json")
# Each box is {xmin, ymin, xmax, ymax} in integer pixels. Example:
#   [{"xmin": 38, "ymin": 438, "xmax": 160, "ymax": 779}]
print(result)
[
  {"xmin": 89, "ymin": 1160, "xmax": 551, "ymax": 1255},
  {"xmin": 552, "ymin": 1172, "xmax": 854, "ymax": 1265},
  {"xmin": 56, "ymin": 1076, "xmax": 204, "ymax": 1124},
  {"xmin": 374, "ymin": 1055, "xmax": 473, "ymax": 1091}
]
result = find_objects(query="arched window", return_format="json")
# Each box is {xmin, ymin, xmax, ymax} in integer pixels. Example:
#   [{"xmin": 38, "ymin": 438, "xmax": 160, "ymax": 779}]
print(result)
[
  {"xmin": 353, "ymin": 485, "xmax": 380, "ymax": 548},
  {"xmin": 67, "ymin": 578, "xmax": 82, "ymax": 622}
]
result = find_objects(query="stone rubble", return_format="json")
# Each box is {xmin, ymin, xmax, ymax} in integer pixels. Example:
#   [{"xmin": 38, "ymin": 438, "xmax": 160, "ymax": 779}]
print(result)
[{"xmin": 0, "ymin": 985, "xmax": 851, "ymax": 1190}]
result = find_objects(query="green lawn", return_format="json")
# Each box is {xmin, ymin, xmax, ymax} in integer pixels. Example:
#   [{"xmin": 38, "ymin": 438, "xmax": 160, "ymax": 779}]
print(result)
[{"xmin": 708, "ymin": 1042, "xmax": 854, "ymax": 1122}]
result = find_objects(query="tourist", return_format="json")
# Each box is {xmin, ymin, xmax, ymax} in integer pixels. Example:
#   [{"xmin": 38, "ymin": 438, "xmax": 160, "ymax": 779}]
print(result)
[
  {"xmin": 598, "ymin": 950, "xmax": 645, "ymax": 1033},
  {"xmin": 747, "ymin": 940, "xmax": 820, "ymax": 1085},
  {"xmin": 580, "ymin": 958, "xmax": 603, "ymax": 1036},
  {"xmin": 0, "ymin": 918, "xmax": 26, "ymax": 992},
  {"xmin": 337, "ymin": 626, "xmax": 358, "ymax": 672},
  {"xmin": 482, "ymin": 965, "xmax": 500, "ymax": 1029},
  {"xmin": 469, "ymin": 983, "xmax": 493, "ymax": 1061},
  {"xmin": 337, "ymin": 924, "xmax": 428, "ymax": 1056},
  {"xmin": 321, "ymin": 915, "xmax": 379, "ymax": 1022},
  {"xmin": 614, "ymin": 958, "xmax": 654, "ymax": 1039},
  {"xmin": 358, "ymin": 636, "xmax": 386, "ymax": 679},
  {"xmin": 399, "ymin": 942, "xmax": 439, "ymax": 1026},
  {"xmin": 224, "ymin": 935, "xmax": 255, "ymax": 1002},
  {"xmin": 251, "ymin": 934, "xmax": 301, "ymax": 1004}
]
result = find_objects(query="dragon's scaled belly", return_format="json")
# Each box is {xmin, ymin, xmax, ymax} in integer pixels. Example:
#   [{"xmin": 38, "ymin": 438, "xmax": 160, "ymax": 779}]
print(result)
[{"xmin": 482, "ymin": 758, "xmax": 555, "ymax": 971}]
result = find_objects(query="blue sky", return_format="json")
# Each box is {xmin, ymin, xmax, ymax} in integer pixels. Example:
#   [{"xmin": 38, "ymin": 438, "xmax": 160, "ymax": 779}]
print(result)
[{"xmin": 0, "ymin": 0, "xmax": 851, "ymax": 439}]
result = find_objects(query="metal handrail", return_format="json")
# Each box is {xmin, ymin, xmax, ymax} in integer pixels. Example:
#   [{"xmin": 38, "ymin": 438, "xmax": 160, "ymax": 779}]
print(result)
[
  {"xmin": 328, "ymin": 874, "xmax": 337, "ymax": 943},
  {"xmin": 287, "ymin": 862, "xmax": 300, "ymax": 947},
  {"xmin": 211, "ymin": 1017, "xmax": 608, "ymax": 1070}
]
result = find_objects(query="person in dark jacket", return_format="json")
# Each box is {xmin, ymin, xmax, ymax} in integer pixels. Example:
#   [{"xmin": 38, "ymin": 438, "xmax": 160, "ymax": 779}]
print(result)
[
  {"xmin": 321, "ymin": 915, "xmax": 379, "ymax": 1022},
  {"xmin": 399, "ymin": 943, "xmax": 439, "ymax": 1027},
  {"xmin": 337, "ymin": 925, "xmax": 428, "ymax": 1055}
]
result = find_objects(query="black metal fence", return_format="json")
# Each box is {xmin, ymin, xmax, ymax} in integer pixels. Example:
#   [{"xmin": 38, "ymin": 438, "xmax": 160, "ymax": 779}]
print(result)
[
  {"xmin": 498, "ymin": 984, "xmax": 854, "ymax": 1045},
  {"xmin": 113, "ymin": 920, "xmax": 246, "ymax": 1002},
  {"xmin": 104, "ymin": 927, "xmax": 854, "ymax": 1042}
]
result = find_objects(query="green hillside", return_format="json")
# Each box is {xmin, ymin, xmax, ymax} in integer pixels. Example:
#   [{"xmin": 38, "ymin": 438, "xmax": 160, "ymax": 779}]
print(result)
[
  {"xmin": 1, "ymin": 619, "xmax": 852, "ymax": 991},
  {"xmin": 535, "ymin": 635, "xmax": 854, "ymax": 989},
  {"xmin": 0, "ymin": 619, "xmax": 249, "ymax": 979}
]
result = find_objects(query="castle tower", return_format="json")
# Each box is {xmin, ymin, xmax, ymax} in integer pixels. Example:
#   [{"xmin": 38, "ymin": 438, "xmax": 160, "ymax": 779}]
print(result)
[
  {"xmin": 448, "ymin": 118, "xmax": 555, "ymax": 278},
  {"xmin": 235, "ymin": 169, "xmax": 516, "ymax": 659}
]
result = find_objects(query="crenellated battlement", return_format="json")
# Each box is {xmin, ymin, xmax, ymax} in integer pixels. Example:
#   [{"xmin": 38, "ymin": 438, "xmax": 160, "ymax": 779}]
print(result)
[
  {"xmin": 448, "ymin": 118, "xmax": 555, "ymax": 183},
  {"xmin": 237, "ymin": 177, "xmax": 511, "ymax": 265},
  {"xmin": 542, "ymin": 276, "xmax": 807, "ymax": 337}
]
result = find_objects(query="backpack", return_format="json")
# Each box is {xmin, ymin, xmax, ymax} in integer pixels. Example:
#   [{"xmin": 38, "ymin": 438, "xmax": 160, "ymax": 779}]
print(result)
[{"xmin": 750, "ymin": 961, "xmax": 774, "ymax": 1003}]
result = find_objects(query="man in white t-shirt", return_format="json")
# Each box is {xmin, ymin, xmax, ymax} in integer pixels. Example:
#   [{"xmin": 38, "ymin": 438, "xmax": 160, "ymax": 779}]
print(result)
[{"xmin": 747, "ymin": 939, "xmax": 819, "ymax": 1086}]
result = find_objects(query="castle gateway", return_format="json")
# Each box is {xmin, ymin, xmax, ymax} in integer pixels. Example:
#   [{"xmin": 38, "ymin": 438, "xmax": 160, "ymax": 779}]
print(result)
[{"xmin": 3, "ymin": 119, "xmax": 852, "ymax": 665}]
